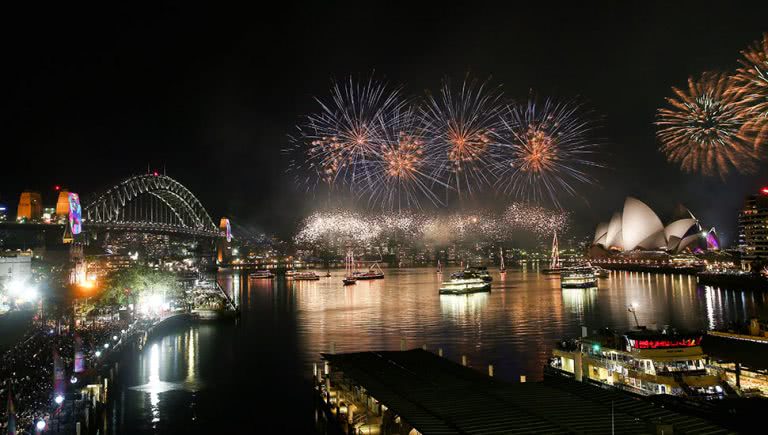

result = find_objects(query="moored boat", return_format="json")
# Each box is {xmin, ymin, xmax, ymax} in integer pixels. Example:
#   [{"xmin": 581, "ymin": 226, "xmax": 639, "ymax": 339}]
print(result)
[
  {"xmin": 708, "ymin": 318, "xmax": 768, "ymax": 344},
  {"xmin": 560, "ymin": 265, "xmax": 598, "ymax": 288},
  {"xmin": 439, "ymin": 272, "xmax": 491, "ymax": 295},
  {"xmin": 549, "ymin": 327, "xmax": 731, "ymax": 397},
  {"xmin": 293, "ymin": 271, "xmax": 320, "ymax": 281},
  {"xmin": 249, "ymin": 270, "xmax": 275, "ymax": 279}
]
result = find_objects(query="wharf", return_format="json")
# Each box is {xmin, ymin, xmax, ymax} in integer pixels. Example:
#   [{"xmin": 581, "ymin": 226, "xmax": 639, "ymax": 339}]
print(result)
[{"xmin": 317, "ymin": 349, "xmax": 732, "ymax": 434}]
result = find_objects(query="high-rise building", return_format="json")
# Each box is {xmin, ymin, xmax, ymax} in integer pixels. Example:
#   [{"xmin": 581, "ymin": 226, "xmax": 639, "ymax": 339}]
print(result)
[
  {"xmin": 55, "ymin": 190, "xmax": 71, "ymax": 217},
  {"xmin": 16, "ymin": 191, "xmax": 42, "ymax": 221},
  {"xmin": 738, "ymin": 188, "xmax": 768, "ymax": 263}
]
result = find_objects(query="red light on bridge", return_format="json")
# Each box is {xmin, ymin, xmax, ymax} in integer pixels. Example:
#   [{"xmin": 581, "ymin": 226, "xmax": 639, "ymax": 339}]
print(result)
[
  {"xmin": 153, "ymin": 171, "xmax": 159, "ymax": 176},
  {"xmin": 761, "ymin": 187, "xmax": 768, "ymax": 195},
  {"xmin": 54, "ymin": 185, "xmax": 60, "ymax": 191}
]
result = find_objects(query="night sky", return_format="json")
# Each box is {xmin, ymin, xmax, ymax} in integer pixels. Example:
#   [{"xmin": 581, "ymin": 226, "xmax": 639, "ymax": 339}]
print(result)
[{"xmin": 3, "ymin": 1, "xmax": 767, "ymax": 243}]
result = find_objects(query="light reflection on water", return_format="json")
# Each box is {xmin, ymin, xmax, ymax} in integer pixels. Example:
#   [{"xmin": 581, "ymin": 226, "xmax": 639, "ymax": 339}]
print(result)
[
  {"xmin": 243, "ymin": 268, "xmax": 768, "ymax": 382},
  {"xmin": 109, "ymin": 267, "xmax": 768, "ymax": 432}
]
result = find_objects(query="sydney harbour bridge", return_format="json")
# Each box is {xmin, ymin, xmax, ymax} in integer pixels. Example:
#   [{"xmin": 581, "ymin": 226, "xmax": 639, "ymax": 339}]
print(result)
[{"xmin": 0, "ymin": 173, "xmax": 227, "ymax": 250}]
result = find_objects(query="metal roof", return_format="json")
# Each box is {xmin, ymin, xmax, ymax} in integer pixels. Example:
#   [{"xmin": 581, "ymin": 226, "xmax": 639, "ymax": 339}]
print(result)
[{"xmin": 323, "ymin": 349, "xmax": 732, "ymax": 435}]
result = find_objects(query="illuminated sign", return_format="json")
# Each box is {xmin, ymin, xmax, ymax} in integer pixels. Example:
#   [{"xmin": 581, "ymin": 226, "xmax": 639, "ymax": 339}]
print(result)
[
  {"xmin": 68, "ymin": 192, "xmax": 82, "ymax": 235},
  {"xmin": 627, "ymin": 336, "xmax": 702, "ymax": 350}
]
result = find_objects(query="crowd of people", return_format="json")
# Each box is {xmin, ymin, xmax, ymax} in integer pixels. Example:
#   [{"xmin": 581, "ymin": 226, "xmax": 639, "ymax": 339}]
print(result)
[{"xmin": 0, "ymin": 317, "xmax": 130, "ymax": 434}]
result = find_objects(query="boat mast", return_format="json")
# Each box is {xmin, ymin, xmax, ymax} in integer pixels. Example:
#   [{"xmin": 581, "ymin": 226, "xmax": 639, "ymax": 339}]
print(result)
[
  {"xmin": 499, "ymin": 247, "xmax": 505, "ymax": 271},
  {"xmin": 550, "ymin": 231, "xmax": 559, "ymax": 269}
]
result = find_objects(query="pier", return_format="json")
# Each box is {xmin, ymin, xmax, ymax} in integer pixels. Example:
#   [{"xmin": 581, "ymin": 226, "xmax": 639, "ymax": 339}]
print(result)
[{"xmin": 315, "ymin": 349, "xmax": 730, "ymax": 434}]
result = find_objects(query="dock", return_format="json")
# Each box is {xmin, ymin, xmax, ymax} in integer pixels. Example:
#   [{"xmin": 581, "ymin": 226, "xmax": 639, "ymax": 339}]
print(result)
[{"xmin": 316, "ymin": 349, "xmax": 732, "ymax": 434}]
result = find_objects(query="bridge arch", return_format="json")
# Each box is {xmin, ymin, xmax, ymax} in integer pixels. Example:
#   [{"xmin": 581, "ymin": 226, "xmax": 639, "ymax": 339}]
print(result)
[{"xmin": 83, "ymin": 174, "xmax": 220, "ymax": 237}]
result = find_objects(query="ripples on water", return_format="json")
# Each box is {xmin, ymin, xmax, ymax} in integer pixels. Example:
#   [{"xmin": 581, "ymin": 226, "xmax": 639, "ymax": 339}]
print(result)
[{"xmin": 108, "ymin": 267, "xmax": 768, "ymax": 433}]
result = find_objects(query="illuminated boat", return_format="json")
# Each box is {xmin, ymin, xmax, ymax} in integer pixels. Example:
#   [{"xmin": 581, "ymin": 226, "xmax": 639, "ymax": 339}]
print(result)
[
  {"xmin": 439, "ymin": 273, "xmax": 491, "ymax": 295},
  {"xmin": 249, "ymin": 270, "xmax": 274, "ymax": 279},
  {"xmin": 285, "ymin": 269, "xmax": 296, "ymax": 278},
  {"xmin": 560, "ymin": 266, "xmax": 598, "ymax": 289},
  {"xmin": 293, "ymin": 271, "xmax": 320, "ymax": 281},
  {"xmin": 550, "ymin": 327, "xmax": 731, "ymax": 397}
]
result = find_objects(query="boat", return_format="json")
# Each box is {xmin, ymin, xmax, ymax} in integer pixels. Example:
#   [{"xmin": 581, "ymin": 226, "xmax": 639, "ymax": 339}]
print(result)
[
  {"xmin": 342, "ymin": 250, "xmax": 357, "ymax": 285},
  {"xmin": 293, "ymin": 271, "xmax": 320, "ymax": 281},
  {"xmin": 439, "ymin": 273, "xmax": 491, "ymax": 295},
  {"xmin": 560, "ymin": 265, "xmax": 598, "ymax": 288},
  {"xmin": 541, "ymin": 231, "xmax": 563, "ymax": 275},
  {"xmin": 499, "ymin": 247, "xmax": 506, "ymax": 274},
  {"xmin": 708, "ymin": 318, "xmax": 768, "ymax": 344},
  {"xmin": 249, "ymin": 270, "xmax": 274, "ymax": 279},
  {"xmin": 436, "ymin": 259, "xmax": 443, "ymax": 274},
  {"xmin": 592, "ymin": 266, "xmax": 610, "ymax": 278},
  {"xmin": 549, "ymin": 326, "xmax": 731, "ymax": 397},
  {"xmin": 324, "ymin": 270, "xmax": 332, "ymax": 277},
  {"xmin": 470, "ymin": 266, "xmax": 493, "ymax": 282},
  {"xmin": 285, "ymin": 269, "xmax": 296, "ymax": 278},
  {"xmin": 353, "ymin": 262, "xmax": 384, "ymax": 280}
]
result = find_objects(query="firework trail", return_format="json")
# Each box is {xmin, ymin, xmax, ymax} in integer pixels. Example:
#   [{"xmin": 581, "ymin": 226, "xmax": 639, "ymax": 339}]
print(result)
[
  {"xmin": 731, "ymin": 33, "xmax": 768, "ymax": 149},
  {"xmin": 657, "ymin": 72, "xmax": 757, "ymax": 177},
  {"xmin": 288, "ymin": 76, "xmax": 406, "ymax": 191},
  {"xmin": 421, "ymin": 76, "xmax": 504, "ymax": 198},
  {"xmin": 493, "ymin": 97, "xmax": 601, "ymax": 208}
]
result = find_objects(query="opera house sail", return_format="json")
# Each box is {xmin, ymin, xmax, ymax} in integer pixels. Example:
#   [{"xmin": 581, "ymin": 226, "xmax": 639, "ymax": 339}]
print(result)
[{"xmin": 591, "ymin": 197, "xmax": 719, "ymax": 255}]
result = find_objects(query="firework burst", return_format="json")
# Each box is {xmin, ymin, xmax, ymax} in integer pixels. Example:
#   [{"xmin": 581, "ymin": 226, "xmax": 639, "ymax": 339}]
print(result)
[
  {"xmin": 288, "ymin": 76, "xmax": 405, "ymax": 190},
  {"xmin": 421, "ymin": 77, "xmax": 504, "ymax": 197},
  {"xmin": 657, "ymin": 72, "xmax": 757, "ymax": 177},
  {"xmin": 494, "ymin": 97, "xmax": 601, "ymax": 208},
  {"xmin": 362, "ymin": 109, "xmax": 447, "ymax": 210},
  {"xmin": 731, "ymin": 33, "xmax": 768, "ymax": 149}
]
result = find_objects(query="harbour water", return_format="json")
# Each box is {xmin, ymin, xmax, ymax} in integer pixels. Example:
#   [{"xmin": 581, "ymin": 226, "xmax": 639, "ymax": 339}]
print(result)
[{"xmin": 105, "ymin": 267, "xmax": 768, "ymax": 433}]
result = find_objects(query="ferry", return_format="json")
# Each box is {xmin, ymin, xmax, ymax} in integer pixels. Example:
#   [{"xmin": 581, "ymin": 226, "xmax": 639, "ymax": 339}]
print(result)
[
  {"xmin": 549, "ymin": 327, "xmax": 731, "ymax": 397},
  {"xmin": 439, "ymin": 272, "xmax": 491, "ymax": 295},
  {"xmin": 249, "ymin": 270, "xmax": 274, "ymax": 279},
  {"xmin": 560, "ymin": 265, "xmax": 598, "ymax": 288},
  {"xmin": 708, "ymin": 318, "xmax": 768, "ymax": 344},
  {"xmin": 293, "ymin": 271, "xmax": 320, "ymax": 281}
]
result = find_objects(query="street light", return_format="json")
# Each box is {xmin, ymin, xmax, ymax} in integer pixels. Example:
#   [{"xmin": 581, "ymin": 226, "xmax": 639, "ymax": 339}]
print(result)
[
  {"xmin": 95, "ymin": 350, "xmax": 102, "ymax": 358},
  {"xmin": 36, "ymin": 420, "xmax": 46, "ymax": 431},
  {"xmin": 54, "ymin": 394, "xmax": 64, "ymax": 405}
]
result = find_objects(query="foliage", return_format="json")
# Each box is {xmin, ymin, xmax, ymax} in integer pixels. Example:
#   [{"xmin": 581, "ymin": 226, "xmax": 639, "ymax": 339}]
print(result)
[{"xmin": 100, "ymin": 265, "xmax": 182, "ymax": 307}]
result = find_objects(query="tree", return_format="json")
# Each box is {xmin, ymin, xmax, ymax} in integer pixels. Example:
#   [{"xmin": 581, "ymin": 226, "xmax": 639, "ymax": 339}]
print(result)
[{"xmin": 100, "ymin": 265, "xmax": 182, "ymax": 308}]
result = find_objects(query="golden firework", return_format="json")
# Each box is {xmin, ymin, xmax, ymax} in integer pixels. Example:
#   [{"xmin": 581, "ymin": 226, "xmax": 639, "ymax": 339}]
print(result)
[{"xmin": 657, "ymin": 72, "xmax": 757, "ymax": 177}]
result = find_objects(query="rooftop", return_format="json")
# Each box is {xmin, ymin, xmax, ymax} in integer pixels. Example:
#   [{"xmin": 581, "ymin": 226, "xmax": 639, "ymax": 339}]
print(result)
[{"xmin": 323, "ymin": 349, "xmax": 731, "ymax": 434}]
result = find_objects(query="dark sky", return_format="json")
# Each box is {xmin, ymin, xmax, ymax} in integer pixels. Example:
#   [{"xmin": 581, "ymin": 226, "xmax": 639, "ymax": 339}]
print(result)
[{"xmin": 2, "ymin": 1, "xmax": 767, "ymax": 243}]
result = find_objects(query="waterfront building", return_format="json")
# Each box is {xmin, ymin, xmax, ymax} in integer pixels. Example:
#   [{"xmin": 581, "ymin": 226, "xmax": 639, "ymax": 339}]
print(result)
[
  {"xmin": 16, "ymin": 191, "xmax": 43, "ymax": 221},
  {"xmin": 591, "ymin": 197, "xmax": 710, "ymax": 255},
  {"xmin": 738, "ymin": 188, "xmax": 768, "ymax": 263}
]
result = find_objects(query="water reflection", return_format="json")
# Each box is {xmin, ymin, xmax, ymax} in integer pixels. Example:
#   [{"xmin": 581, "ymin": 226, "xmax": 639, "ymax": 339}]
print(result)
[
  {"xmin": 129, "ymin": 327, "xmax": 203, "ymax": 426},
  {"xmin": 440, "ymin": 293, "xmax": 489, "ymax": 324}
]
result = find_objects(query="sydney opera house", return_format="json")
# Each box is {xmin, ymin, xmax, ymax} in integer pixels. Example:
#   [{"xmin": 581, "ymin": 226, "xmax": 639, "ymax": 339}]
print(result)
[{"xmin": 590, "ymin": 197, "xmax": 719, "ymax": 256}]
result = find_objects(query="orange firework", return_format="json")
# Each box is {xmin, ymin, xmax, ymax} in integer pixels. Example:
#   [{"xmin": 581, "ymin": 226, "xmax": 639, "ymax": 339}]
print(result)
[
  {"xmin": 518, "ymin": 126, "xmax": 556, "ymax": 174},
  {"xmin": 731, "ymin": 33, "xmax": 768, "ymax": 149},
  {"xmin": 446, "ymin": 126, "xmax": 492, "ymax": 168},
  {"xmin": 657, "ymin": 72, "xmax": 757, "ymax": 177},
  {"xmin": 421, "ymin": 76, "xmax": 503, "ymax": 196},
  {"xmin": 383, "ymin": 133, "xmax": 424, "ymax": 181}
]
